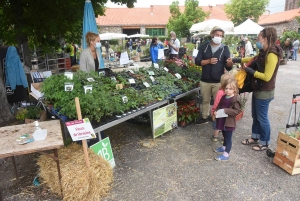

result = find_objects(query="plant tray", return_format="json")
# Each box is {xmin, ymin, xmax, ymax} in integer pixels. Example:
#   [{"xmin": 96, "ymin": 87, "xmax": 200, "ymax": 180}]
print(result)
[{"xmin": 273, "ymin": 132, "xmax": 300, "ymax": 175}]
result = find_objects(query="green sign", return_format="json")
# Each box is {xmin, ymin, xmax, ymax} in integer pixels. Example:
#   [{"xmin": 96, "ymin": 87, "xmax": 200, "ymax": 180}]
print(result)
[{"xmin": 90, "ymin": 137, "xmax": 115, "ymax": 168}]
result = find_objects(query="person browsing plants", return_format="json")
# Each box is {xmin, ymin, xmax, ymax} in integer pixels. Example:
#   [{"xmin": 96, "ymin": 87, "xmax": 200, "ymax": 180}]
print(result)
[
  {"xmin": 150, "ymin": 37, "xmax": 164, "ymax": 64},
  {"xmin": 168, "ymin": 31, "xmax": 180, "ymax": 59},
  {"xmin": 195, "ymin": 26, "xmax": 234, "ymax": 125},
  {"xmin": 214, "ymin": 78, "xmax": 242, "ymax": 161},
  {"xmin": 80, "ymin": 32, "xmax": 105, "ymax": 72},
  {"xmin": 233, "ymin": 27, "xmax": 283, "ymax": 151}
]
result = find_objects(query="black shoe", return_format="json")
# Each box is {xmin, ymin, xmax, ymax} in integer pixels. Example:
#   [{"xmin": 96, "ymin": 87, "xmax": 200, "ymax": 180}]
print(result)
[{"xmin": 195, "ymin": 118, "xmax": 208, "ymax": 125}]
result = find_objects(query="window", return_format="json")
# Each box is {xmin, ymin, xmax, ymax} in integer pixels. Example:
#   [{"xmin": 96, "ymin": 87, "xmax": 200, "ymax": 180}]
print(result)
[{"xmin": 145, "ymin": 28, "xmax": 165, "ymax": 36}]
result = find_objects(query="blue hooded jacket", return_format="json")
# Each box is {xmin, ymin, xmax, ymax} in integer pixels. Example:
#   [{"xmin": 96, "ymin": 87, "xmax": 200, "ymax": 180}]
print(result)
[
  {"xmin": 150, "ymin": 43, "xmax": 164, "ymax": 63},
  {"xmin": 5, "ymin": 46, "xmax": 28, "ymax": 90}
]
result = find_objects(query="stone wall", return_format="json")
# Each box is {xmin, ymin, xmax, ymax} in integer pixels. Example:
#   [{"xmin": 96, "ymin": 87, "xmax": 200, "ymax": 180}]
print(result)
[
  {"xmin": 99, "ymin": 26, "xmax": 123, "ymax": 34},
  {"xmin": 261, "ymin": 19, "xmax": 300, "ymax": 36}
]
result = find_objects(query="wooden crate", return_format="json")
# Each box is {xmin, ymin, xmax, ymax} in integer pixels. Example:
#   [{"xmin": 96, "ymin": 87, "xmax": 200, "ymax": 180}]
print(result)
[{"xmin": 273, "ymin": 132, "xmax": 300, "ymax": 175}]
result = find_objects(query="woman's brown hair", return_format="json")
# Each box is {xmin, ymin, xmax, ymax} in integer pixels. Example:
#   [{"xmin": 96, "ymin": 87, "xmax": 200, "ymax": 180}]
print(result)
[
  {"xmin": 259, "ymin": 27, "xmax": 277, "ymax": 63},
  {"xmin": 85, "ymin": 32, "xmax": 99, "ymax": 47}
]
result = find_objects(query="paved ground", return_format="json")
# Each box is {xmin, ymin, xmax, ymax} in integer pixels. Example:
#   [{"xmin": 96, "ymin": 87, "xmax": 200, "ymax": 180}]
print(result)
[{"xmin": 1, "ymin": 59, "xmax": 300, "ymax": 200}]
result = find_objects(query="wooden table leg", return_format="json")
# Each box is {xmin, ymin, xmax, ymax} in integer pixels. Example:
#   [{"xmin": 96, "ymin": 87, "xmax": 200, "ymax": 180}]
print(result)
[
  {"xmin": 53, "ymin": 149, "xmax": 63, "ymax": 198},
  {"xmin": 11, "ymin": 156, "xmax": 19, "ymax": 180}
]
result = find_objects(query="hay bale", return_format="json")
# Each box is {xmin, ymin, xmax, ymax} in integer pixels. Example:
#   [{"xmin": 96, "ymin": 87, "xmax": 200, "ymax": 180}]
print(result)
[{"xmin": 37, "ymin": 143, "xmax": 113, "ymax": 200}]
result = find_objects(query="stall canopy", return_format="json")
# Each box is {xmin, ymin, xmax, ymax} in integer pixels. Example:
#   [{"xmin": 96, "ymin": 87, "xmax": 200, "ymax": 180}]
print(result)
[
  {"xmin": 99, "ymin": 33, "xmax": 128, "ymax": 40},
  {"xmin": 82, "ymin": 0, "xmax": 99, "ymax": 48},
  {"xmin": 234, "ymin": 19, "xmax": 264, "ymax": 35},
  {"xmin": 189, "ymin": 19, "xmax": 234, "ymax": 34},
  {"xmin": 128, "ymin": 34, "xmax": 150, "ymax": 38}
]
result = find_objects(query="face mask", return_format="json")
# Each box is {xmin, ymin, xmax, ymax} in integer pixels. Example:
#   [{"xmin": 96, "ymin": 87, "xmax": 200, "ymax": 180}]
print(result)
[
  {"xmin": 212, "ymin": 36, "xmax": 222, "ymax": 44},
  {"xmin": 95, "ymin": 42, "xmax": 101, "ymax": 48},
  {"xmin": 256, "ymin": 41, "xmax": 263, "ymax": 49}
]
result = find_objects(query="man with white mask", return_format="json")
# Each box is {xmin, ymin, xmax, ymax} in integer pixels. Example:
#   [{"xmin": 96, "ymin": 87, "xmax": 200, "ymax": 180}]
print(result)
[{"xmin": 195, "ymin": 26, "xmax": 233, "ymax": 124}]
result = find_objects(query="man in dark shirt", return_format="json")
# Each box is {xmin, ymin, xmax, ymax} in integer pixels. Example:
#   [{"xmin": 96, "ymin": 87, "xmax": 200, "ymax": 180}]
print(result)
[{"xmin": 195, "ymin": 26, "xmax": 233, "ymax": 124}]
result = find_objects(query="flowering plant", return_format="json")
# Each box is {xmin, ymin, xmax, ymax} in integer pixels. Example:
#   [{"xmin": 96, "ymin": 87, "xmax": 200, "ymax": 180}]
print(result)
[{"xmin": 177, "ymin": 104, "xmax": 200, "ymax": 124}]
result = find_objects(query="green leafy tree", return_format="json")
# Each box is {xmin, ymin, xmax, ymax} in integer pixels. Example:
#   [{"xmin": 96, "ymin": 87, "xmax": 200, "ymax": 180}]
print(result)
[
  {"xmin": 224, "ymin": 0, "xmax": 269, "ymax": 26},
  {"xmin": 167, "ymin": 0, "xmax": 208, "ymax": 38},
  {"xmin": 0, "ymin": 0, "xmax": 135, "ymax": 125}
]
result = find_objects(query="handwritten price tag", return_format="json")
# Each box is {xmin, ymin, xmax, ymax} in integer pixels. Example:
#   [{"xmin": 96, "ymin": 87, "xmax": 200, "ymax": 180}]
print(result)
[{"xmin": 175, "ymin": 73, "xmax": 181, "ymax": 79}]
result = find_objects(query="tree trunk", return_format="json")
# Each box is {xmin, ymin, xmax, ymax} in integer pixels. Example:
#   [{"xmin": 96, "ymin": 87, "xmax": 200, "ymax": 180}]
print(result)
[{"xmin": 0, "ymin": 68, "xmax": 15, "ymax": 126}]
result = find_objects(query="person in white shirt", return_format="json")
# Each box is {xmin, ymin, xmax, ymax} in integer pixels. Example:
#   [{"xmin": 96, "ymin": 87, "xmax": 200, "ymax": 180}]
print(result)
[
  {"xmin": 244, "ymin": 37, "xmax": 253, "ymax": 57},
  {"xmin": 292, "ymin": 38, "xmax": 299, "ymax": 60},
  {"xmin": 168, "ymin": 31, "xmax": 180, "ymax": 59}
]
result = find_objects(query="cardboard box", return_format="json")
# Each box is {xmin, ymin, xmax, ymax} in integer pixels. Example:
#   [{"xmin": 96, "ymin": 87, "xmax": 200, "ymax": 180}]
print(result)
[
  {"xmin": 25, "ymin": 110, "xmax": 47, "ymax": 124},
  {"xmin": 31, "ymin": 83, "xmax": 44, "ymax": 98}
]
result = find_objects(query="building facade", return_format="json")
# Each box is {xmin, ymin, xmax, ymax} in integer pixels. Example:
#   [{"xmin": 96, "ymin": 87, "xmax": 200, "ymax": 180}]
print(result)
[{"xmin": 285, "ymin": 0, "xmax": 300, "ymax": 11}]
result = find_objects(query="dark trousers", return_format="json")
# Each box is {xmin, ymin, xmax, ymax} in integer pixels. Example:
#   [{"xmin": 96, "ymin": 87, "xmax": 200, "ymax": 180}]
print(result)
[
  {"xmin": 70, "ymin": 56, "xmax": 75, "ymax": 66},
  {"xmin": 222, "ymin": 130, "xmax": 233, "ymax": 153}
]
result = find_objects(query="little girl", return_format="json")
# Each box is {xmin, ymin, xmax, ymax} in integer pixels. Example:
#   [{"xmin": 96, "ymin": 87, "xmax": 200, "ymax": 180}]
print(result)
[
  {"xmin": 211, "ymin": 73, "xmax": 233, "ymax": 142},
  {"xmin": 214, "ymin": 78, "xmax": 242, "ymax": 161}
]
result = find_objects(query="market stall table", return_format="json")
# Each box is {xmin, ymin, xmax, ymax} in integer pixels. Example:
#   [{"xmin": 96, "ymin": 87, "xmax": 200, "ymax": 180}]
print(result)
[{"xmin": 0, "ymin": 120, "xmax": 64, "ymax": 197}]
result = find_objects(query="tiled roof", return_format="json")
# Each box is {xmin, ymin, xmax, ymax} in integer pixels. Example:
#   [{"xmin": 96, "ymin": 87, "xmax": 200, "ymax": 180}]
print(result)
[
  {"xmin": 258, "ymin": 8, "xmax": 300, "ymax": 25},
  {"xmin": 96, "ymin": 5, "xmax": 230, "ymax": 26}
]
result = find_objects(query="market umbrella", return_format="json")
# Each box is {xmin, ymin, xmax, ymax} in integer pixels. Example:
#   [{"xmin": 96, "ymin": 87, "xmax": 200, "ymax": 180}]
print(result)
[
  {"xmin": 99, "ymin": 33, "xmax": 128, "ymax": 40},
  {"xmin": 128, "ymin": 34, "xmax": 150, "ymax": 38},
  {"xmin": 189, "ymin": 19, "xmax": 234, "ymax": 34},
  {"xmin": 82, "ymin": 0, "xmax": 99, "ymax": 48}
]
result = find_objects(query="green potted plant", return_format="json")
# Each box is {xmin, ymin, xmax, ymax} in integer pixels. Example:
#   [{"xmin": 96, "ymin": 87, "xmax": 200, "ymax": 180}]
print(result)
[{"xmin": 177, "ymin": 104, "xmax": 200, "ymax": 127}]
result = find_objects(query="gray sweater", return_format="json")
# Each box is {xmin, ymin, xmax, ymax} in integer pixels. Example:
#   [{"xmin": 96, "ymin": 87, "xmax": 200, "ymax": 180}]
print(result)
[{"xmin": 79, "ymin": 48, "xmax": 104, "ymax": 72}]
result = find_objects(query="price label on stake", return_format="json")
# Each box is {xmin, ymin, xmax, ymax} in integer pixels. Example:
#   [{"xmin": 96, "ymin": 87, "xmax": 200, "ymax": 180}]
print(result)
[
  {"xmin": 153, "ymin": 63, "xmax": 159, "ymax": 68},
  {"xmin": 128, "ymin": 78, "xmax": 136, "ymax": 84},
  {"xmin": 66, "ymin": 118, "xmax": 97, "ymax": 141},
  {"xmin": 150, "ymin": 76, "xmax": 155, "ymax": 82},
  {"xmin": 128, "ymin": 70, "xmax": 135, "ymax": 74},
  {"xmin": 148, "ymin": 71, "xmax": 155, "ymax": 76},
  {"xmin": 143, "ymin": 82, "xmax": 150, "ymax": 88},
  {"xmin": 163, "ymin": 67, "xmax": 169, "ymax": 72},
  {"xmin": 175, "ymin": 73, "xmax": 182, "ymax": 79}
]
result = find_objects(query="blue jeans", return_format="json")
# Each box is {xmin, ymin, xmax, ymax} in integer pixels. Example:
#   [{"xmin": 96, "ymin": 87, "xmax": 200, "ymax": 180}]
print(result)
[
  {"xmin": 251, "ymin": 95, "xmax": 273, "ymax": 145},
  {"xmin": 293, "ymin": 48, "xmax": 298, "ymax": 60},
  {"xmin": 222, "ymin": 130, "xmax": 233, "ymax": 153}
]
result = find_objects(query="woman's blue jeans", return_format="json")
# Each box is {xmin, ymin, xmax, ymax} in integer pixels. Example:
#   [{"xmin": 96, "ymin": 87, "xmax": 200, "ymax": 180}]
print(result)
[
  {"xmin": 251, "ymin": 94, "xmax": 273, "ymax": 145},
  {"xmin": 293, "ymin": 48, "xmax": 298, "ymax": 60}
]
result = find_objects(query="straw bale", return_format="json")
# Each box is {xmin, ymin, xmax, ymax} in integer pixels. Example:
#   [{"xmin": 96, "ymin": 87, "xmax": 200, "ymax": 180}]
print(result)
[{"xmin": 37, "ymin": 143, "xmax": 113, "ymax": 201}]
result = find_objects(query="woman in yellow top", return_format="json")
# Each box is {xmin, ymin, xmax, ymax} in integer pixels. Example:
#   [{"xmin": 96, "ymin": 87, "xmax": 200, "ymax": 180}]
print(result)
[{"xmin": 238, "ymin": 27, "xmax": 283, "ymax": 151}]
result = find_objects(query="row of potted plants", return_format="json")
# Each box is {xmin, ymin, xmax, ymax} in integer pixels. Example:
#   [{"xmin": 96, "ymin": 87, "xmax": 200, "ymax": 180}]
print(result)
[{"xmin": 41, "ymin": 63, "xmax": 202, "ymax": 123}]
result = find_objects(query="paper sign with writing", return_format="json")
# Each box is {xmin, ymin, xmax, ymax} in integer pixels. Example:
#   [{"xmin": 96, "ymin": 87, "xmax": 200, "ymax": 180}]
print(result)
[
  {"xmin": 66, "ymin": 118, "xmax": 96, "ymax": 141},
  {"xmin": 150, "ymin": 76, "xmax": 155, "ymax": 82},
  {"xmin": 175, "ymin": 73, "xmax": 182, "ymax": 79},
  {"xmin": 148, "ymin": 71, "xmax": 155, "ymax": 76},
  {"xmin": 158, "ymin": 49, "xmax": 164, "ymax": 59},
  {"xmin": 192, "ymin": 49, "xmax": 199, "ymax": 57},
  {"xmin": 163, "ymin": 67, "xmax": 169, "ymax": 72},
  {"xmin": 153, "ymin": 63, "xmax": 159, "ymax": 69},
  {"xmin": 128, "ymin": 78, "xmax": 136, "ymax": 84},
  {"xmin": 143, "ymin": 82, "xmax": 150, "ymax": 88},
  {"xmin": 120, "ymin": 52, "xmax": 129, "ymax": 65}
]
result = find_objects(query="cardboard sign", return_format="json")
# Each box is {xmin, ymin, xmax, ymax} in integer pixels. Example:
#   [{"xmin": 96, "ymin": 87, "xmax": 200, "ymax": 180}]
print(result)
[
  {"xmin": 120, "ymin": 51, "xmax": 129, "ymax": 65},
  {"xmin": 158, "ymin": 49, "xmax": 164, "ymax": 59},
  {"xmin": 66, "ymin": 118, "xmax": 97, "ymax": 141},
  {"xmin": 116, "ymin": 84, "xmax": 123, "ymax": 90},
  {"xmin": 90, "ymin": 137, "xmax": 115, "ymax": 167}
]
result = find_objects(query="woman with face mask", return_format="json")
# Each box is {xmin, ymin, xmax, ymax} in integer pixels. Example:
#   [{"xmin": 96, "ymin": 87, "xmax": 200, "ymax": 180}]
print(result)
[
  {"xmin": 80, "ymin": 32, "xmax": 105, "ymax": 72},
  {"xmin": 238, "ymin": 27, "xmax": 283, "ymax": 151}
]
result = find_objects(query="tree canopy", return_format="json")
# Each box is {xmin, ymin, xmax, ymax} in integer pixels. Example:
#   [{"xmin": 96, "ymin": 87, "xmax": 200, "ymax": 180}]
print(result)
[
  {"xmin": 224, "ymin": 0, "xmax": 269, "ymax": 26},
  {"xmin": 166, "ymin": 0, "xmax": 208, "ymax": 38},
  {"xmin": 0, "ymin": 0, "xmax": 135, "ymax": 53}
]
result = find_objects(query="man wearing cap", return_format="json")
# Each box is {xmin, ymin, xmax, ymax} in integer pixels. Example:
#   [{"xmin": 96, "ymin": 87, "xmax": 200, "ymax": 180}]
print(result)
[{"xmin": 195, "ymin": 26, "xmax": 233, "ymax": 125}]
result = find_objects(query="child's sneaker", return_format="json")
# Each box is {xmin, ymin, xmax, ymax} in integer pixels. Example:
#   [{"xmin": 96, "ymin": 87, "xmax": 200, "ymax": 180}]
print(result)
[
  {"xmin": 214, "ymin": 146, "xmax": 224, "ymax": 153},
  {"xmin": 215, "ymin": 154, "xmax": 229, "ymax": 161},
  {"xmin": 211, "ymin": 135, "xmax": 218, "ymax": 142}
]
